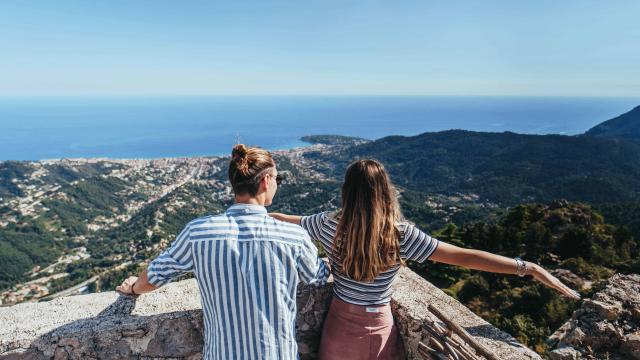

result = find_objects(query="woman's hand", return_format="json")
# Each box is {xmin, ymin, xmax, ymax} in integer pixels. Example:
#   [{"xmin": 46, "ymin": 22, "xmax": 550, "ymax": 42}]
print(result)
[
  {"xmin": 116, "ymin": 276, "xmax": 139, "ymax": 295},
  {"xmin": 528, "ymin": 263, "xmax": 581, "ymax": 300}
]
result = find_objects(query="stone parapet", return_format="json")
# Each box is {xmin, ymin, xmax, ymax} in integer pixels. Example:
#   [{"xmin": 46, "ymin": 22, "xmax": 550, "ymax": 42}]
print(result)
[{"xmin": 0, "ymin": 267, "xmax": 539, "ymax": 359}]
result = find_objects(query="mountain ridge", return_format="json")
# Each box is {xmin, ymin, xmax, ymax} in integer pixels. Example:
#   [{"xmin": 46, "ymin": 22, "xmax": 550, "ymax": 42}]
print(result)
[
  {"xmin": 303, "ymin": 129, "xmax": 640, "ymax": 205},
  {"xmin": 585, "ymin": 104, "xmax": 640, "ymax": 139}
]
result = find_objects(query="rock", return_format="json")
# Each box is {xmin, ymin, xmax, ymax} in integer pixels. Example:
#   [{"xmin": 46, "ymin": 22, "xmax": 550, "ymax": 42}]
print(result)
[
  {"xmin": 561, "ymin": 326, "xmax": 586, "ymax": 346},
  {"xmin": 548, "ymin": 273, "xmax": 640, "ymax": 359},
  {"xmin": 622, "ymin": 331, "xmax": 640, "ymax": 360},
  {"xmin": 584, "ymin": 299, "xmax": 622, "ymax": 321},
  {"xmin": 549, "ymin": 347, "xmax": 581, "ymax": 360}
]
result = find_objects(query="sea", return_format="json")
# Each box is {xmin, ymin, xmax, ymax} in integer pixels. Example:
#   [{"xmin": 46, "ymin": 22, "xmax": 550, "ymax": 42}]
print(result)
[{"xmin": 0, "ymin": 96, "xmax": 638, "ymax": 161}]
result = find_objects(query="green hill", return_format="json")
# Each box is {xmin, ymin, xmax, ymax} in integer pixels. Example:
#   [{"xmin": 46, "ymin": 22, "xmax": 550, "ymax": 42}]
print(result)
[
  {"xmin": 585, "ymin": 105, "xmax": 640, "ymax": 139},
  {"xmin": 310, "ymin": 130, "xmax": 640, "ymax": 205}
]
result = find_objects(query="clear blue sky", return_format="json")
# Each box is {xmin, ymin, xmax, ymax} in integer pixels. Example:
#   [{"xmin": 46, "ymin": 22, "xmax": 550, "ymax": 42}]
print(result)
[{"xmin": 1, "ymin": 0, "xmax": 639, "ymax": 96}]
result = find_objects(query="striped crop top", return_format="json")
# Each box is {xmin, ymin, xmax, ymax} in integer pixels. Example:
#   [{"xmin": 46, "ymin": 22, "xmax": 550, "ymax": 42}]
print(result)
[{"xmin": 300, "ymin": 211, "xmax": 439, "ymax": 306}]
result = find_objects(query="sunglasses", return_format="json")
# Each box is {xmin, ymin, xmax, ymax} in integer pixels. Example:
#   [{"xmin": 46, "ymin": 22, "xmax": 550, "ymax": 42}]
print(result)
[{"xmin": 254, "ymin": 168, "xmax": 283, "ymax": 186}]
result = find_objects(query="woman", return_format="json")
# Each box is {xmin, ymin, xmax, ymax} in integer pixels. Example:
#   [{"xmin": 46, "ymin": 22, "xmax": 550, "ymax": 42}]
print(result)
[
  {"xmin": 117, "ymin": 144, "xmax": 329, "ymax": 360},
  {"xmin": 270, "ymin": 159, "xmax": 580, "ymax": 360}
]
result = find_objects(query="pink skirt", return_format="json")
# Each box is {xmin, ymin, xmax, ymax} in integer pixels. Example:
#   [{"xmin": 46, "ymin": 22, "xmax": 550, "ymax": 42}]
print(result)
[{"xmin": 319, "ymin": 297, "xmax": 406, "ymax": 360}]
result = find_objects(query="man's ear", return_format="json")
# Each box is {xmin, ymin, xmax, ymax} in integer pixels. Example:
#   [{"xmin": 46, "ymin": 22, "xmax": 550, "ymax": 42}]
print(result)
[{"xmin": 259, "ymin": 175, "xmax": 269, "ymax": 192}]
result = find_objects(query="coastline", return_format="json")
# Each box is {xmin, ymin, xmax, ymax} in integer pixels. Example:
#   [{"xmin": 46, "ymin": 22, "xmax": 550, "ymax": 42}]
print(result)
[{"xmin": 3, "ymin": 139, "xmax": 316, "ymax": 163}]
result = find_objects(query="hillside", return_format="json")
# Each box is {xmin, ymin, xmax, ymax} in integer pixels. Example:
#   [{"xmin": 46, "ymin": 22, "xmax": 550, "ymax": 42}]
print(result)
[
  {"xmin": 411, "ymin": 200, "xmax": 639, "ymax": 352},
  {"xmin": 303, "ymin": 130, "xmax": 640, "ymax": 205},
  {"xmin": 585, "ymin": 105, "xmax": 640, "ymax": 139}
]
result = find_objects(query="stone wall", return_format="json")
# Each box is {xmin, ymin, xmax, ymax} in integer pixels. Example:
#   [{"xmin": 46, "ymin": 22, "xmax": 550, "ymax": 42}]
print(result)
[{"xmin": 0, "ymin": 267, "xmax": 540, "ymax": 359}]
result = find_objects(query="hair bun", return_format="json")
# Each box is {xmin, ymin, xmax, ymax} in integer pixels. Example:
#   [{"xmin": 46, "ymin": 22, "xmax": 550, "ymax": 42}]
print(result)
[
  {"xmin": 232, "ymin": 144, "xmax": 250, "ymax": 173},
  {"xmin": 232, "ymin": 144, "xmax": 248, "ymax": 159}
]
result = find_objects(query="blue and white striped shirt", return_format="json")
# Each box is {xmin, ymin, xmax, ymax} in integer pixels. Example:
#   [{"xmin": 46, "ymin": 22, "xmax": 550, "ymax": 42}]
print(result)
[
  {"xmin": 147, "ymin": 203, "xmax": 330, "ymax": 360},
  {"xmin": 300, "ymin": 211, "xmax": 439, "ymax": 306}
]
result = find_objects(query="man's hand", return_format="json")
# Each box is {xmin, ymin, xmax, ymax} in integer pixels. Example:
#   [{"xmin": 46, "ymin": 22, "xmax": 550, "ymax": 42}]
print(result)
[{"xmin": 116, "ymin": 276, "xmax": 139, "ymax": 295}]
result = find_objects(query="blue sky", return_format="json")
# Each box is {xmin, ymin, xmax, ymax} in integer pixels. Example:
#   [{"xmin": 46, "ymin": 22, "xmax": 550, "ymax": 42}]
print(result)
[{"xmin": 0, "ymin": 1, "xmax": 639, "ymax": 96}]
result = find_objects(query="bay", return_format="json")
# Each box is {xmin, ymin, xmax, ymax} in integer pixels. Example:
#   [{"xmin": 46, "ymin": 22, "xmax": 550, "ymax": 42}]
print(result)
[{"xmin": 0, "ymin": 96, "xmax": 638, "ymax": 160}]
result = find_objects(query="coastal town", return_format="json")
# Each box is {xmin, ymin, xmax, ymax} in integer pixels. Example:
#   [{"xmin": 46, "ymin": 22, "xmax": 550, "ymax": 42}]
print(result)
[{"xmin": 0, "ymin": 142, "xmax": 349, "ymax": 304}]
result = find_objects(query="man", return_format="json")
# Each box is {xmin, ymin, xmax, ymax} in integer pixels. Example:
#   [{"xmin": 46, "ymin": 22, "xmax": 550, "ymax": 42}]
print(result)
[{"xmin": 117, "ymin": 144, "xmax": 329, "ymax": 359}]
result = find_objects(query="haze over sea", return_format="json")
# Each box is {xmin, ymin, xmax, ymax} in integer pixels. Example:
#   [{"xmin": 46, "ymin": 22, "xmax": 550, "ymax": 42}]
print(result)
[{"xmin": 0, "ymin": 96, "xmax": 638, "ymax": 161}]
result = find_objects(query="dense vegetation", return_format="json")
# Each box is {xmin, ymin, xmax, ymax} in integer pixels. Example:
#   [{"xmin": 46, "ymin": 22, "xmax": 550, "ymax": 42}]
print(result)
[
  {"xmin": 596, "ymin": 202, "xmax": 640, "ymax": 242},
  {"xmin": 0, "ymin": 161, "xmax": 153, "ymax": 290},
  {"xmin": 410, "ymin": 200, "xmax": 640, "ymax": 353},
  {"xmin": 0, "ymin": 161, "xmax": 32, "ymax": 198},
  {"xmin": 42, "ymin": 177, "xmax": 130, "ymax": 236},
  {"xmin": 0, "ymin": 219, "xmax": 67, "ymax": 289}
]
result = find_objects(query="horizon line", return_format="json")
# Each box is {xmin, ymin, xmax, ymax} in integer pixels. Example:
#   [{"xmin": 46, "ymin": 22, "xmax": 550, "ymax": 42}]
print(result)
[{"xmin": 0, "ymin": 94, "xmax": 639, "ymax": 99}]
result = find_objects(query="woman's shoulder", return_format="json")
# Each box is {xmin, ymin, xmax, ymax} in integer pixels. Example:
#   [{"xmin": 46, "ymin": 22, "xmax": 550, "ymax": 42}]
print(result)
[
  {"xmin": 324, "ymin": 210, "xmax": 340, "ymax": 222},
  {"xmin": 318, "ymin": 211, "xmax": 339, "ymax": 234},
  {"xmin": 394, "ymin": 220, "xmax": 414, "ymax": 233},
  {"xmin": 395, "ymin": 221, "xmax": 427, "ymax": 244}
]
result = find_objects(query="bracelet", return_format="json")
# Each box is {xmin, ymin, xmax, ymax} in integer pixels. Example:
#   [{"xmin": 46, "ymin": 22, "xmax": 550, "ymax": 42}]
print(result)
[
  {"xmin": 130, "ymin": 281, "xmax": 138, "ymax": 295},
  {"xmin": 514, "ymin": 257, "xmax": 528, "ymax": 277}
]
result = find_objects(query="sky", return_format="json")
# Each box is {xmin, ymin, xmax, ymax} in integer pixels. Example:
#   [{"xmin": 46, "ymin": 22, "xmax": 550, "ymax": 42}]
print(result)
[{"xmin": 0, "ymin": 1, "xmax": 639, "ymax": 97}]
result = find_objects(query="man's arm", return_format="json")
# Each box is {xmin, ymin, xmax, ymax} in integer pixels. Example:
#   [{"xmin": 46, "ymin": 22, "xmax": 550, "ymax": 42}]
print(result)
[{"xmin": 117, "ymin": 222, "xmax": 193, "ymax": 295}]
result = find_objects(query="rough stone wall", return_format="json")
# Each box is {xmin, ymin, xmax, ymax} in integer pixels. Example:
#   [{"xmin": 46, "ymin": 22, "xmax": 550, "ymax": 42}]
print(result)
[
  {"xmin": 548, "ymin": 273, "xmax": 640, "ymax": 360},
  {"xmin": 0, "ymin": 267, "xmax": 539, "ymax": 360},
  {"xmin": 391, "ymin": 269, "xmax": 541, "ymax": 360}
]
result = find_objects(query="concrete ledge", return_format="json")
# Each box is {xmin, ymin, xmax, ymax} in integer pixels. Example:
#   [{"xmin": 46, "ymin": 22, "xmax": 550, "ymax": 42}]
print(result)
[{"xmin": 0, "ymin": 267, "xmax": 539, "ymax": 359}]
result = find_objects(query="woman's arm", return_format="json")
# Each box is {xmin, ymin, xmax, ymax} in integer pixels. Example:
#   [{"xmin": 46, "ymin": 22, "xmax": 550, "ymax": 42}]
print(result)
[
  {"xmin": 430, "ymin": 242, "xmax": 581, "ymax": 300},
  {"xmin": 116, "ymin": 268, "xmax": 158, "ymax": 296},
  {"xmin": 269, "ymin": 212, "xmax": 302, "ymax": 225}
]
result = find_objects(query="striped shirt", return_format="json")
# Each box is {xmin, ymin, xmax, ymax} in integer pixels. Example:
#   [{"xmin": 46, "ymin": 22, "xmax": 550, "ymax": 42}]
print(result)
[
  {"xmin": 147, "ymin": 203, "xmax": 330, "ymax": 360},
  {"xmin": 300, "ymin": 211, "xmax": 439, "ymax": 306}
]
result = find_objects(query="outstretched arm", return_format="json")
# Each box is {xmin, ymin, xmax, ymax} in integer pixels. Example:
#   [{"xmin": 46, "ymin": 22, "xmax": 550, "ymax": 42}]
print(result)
[
  {"xmin": 269, "ymin": 212, "xmax": 302, "ymax": 225},
  {"xmin": 430, "ymin": 242, "xmax": 581, "ymax": 300}
]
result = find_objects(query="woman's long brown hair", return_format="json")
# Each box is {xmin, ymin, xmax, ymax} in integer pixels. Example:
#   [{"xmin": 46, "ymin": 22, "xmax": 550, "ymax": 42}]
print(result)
[{"xmin": 333, "ymin": 159, "xmax": 403, "ymax": 282}]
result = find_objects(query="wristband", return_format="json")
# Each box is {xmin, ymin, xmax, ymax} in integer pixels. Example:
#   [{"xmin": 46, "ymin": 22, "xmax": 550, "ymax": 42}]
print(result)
[{"xmin": 130, "ymin": 281, "xmax": 138, "ymax": 295}]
